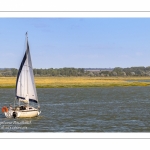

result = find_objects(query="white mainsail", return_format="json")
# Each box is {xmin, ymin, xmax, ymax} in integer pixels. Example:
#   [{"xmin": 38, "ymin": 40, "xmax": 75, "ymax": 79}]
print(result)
[{"xmin": 15, "ymin": 33, "xmax": 38, "ymax": 104}]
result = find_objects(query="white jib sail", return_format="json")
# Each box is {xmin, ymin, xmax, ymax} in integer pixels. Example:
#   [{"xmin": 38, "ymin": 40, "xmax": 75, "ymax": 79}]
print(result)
[{"xmin": 16, "ymin": 35, "xmax": 38, "ymax": 104}]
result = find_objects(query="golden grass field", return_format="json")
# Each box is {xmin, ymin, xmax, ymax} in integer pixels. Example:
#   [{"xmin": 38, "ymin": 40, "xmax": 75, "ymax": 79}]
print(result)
[{"xmin": 1, "ymin": 76, "xmax": 150, "ymax": 88}]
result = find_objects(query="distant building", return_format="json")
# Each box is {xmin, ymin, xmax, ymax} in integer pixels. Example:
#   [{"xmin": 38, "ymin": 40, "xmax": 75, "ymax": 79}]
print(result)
[{"xmin": 84, "ymin": 68, "xmax": 113, "ymax": 72}]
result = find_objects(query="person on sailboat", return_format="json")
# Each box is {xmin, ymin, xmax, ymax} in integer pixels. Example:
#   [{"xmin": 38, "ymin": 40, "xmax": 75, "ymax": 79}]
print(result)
[
  {"xmin": 25, "ymin": 94, "xmax": 29, "ymax": 102},
  {"xmin": 24, "ymin": 94, "xmax": 29, "ymax": 109},
  {"xmin": 9, "ymin": 105, "xmax": 13, "ymax": 110}
]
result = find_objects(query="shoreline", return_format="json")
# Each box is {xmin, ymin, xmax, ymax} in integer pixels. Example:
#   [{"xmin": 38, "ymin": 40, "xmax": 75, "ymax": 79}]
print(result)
[{"xmin": 0, "ymin": 76, "xmax": 150, "ymax": 88}]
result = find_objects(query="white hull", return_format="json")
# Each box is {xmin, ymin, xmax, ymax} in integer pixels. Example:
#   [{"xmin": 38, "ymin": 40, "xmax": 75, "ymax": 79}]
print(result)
[{"xmin": 4, "ymin": 107, "xmax": 41, "ymax": 118}]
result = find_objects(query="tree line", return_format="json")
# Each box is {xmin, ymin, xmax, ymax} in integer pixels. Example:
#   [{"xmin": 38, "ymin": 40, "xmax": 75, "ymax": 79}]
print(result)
[
  {"xmin": 1, "ymin": 66, "xmax": 150, "ymax": 77},
  {"xmin": 0, "ymin": 68, "xmax": 85, "ymax": 77},
  {"xmin": 98, "ymin": 66, "xmax": 150, "ymax": 77}
]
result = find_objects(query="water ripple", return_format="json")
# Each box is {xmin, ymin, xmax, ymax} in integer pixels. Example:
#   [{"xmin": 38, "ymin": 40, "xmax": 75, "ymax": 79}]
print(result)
[{"xmin": 0, "ymin": 87, "xmax": 150, "ymax": 132}]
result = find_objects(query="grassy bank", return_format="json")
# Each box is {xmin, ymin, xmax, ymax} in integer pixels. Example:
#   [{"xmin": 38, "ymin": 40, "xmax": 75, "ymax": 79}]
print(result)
[{"xmin": 1, "ymin": 76, "xmax": 150, "ymax": 88}]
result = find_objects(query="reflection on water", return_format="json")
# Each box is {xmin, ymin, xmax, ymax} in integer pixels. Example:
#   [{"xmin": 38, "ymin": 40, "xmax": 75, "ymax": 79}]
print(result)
[{"xmin": 0, "ymin": 87, "xmax": 150, "ymax": 132}]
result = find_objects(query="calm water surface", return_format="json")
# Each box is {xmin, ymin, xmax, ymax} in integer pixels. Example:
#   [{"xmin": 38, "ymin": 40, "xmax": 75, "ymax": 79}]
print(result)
[{"xmin": 0, "ymin": 87, "xmax": 150, "ymax": 132}]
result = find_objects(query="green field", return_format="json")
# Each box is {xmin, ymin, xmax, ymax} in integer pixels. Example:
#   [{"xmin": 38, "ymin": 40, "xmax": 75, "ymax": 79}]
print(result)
[{"xmin": 1, "ymin": 76, "xmax": 150, "ymax": 88}]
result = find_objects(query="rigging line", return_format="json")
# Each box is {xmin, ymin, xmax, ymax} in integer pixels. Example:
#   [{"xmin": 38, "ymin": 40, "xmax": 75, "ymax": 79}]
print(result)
[
  {"xmin": 27, "ymin": 60, "xmax": 29, "ymax": 95},
  {"xmin": 24, "ymin": 56, "xmax": 25, "ymax": 100}
]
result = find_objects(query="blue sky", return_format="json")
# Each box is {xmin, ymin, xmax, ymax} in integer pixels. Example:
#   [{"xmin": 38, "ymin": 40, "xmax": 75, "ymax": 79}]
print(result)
[{"xmin": 0, "ymin": 18, "xmax": 150, "ymax": 69}]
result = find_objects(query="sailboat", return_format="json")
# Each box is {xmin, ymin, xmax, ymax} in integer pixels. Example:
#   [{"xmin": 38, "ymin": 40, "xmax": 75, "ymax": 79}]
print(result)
[{"xmin": 2, "ymin": 32, "xmax": 41, "ymax": 118}]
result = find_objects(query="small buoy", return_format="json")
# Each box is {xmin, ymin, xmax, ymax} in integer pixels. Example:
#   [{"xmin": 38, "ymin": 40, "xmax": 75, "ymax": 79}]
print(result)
[{"xmin": 2, "ymin": 106, "xmax": 8, "ymax": 113}]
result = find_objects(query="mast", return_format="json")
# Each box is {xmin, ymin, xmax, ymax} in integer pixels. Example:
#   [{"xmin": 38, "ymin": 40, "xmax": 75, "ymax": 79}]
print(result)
[
  {"xmin": 26, "ymin": 32, "xmax": 28, "ymax": 94},
  {"xmin": 26, "ymin": 32, "xmax": 29, "ymax": 106}
]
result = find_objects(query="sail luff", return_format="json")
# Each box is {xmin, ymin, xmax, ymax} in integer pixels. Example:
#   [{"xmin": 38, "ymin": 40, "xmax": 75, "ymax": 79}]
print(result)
[{"xmin": 15, "ymin": 50, "xmax": 27, "ymax": 96}]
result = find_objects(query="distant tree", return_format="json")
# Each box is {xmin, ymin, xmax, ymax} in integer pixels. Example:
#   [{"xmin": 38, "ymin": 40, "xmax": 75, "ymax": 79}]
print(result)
[
  {"xmin": 113, "ymin": 67, "xmax": 122, "ymax": 72},
  {"xmin": 146, "ymin": 71, "xmax": 150, "ymax": 76},
  {"xmin": 33, "ymin": 69, "xmax": 37, "ymax": 75},
  {"xmin": 131, "ymin": 72, "xmax": 135, "ymax": 76},
  {"xmin": 100, "ymin": 73, "xmax": 105, "ymax": 77},
  {"xmin": 88, "ymin": 72, "xmax": 94, "ymax": 77},
  {"xmin": 11, "ymin": 68, "xmax": 18, "ymax": 76},
  {"xmin": 113, "ymin": 67, "xmax": 124, "ymax": 76},
  {"xmin": 123, "ymin": 68, "xmax": 131, "ymax": 76},
  {"xmin": 146, "ymin": 66, "xmax": 150, "ymax": 72},
  {"xmin": 120, "ymin": 71, "xmax": 126, "ymax": 76},
  {"xmin": 112, "ymin": 71, "xmax": 117, "ymax": 76}
]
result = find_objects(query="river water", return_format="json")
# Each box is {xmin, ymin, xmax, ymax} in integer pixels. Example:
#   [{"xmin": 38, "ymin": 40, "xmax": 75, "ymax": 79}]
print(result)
[{"xmin": 0, "ymin": 87, "xmax": 150, "ymax": 132}]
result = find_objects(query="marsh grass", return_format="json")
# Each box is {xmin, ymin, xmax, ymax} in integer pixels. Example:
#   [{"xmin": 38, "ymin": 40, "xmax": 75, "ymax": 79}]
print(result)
[{"xmin": 1, "ymin": 76, "xmax": 150, "ymax": 88}]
